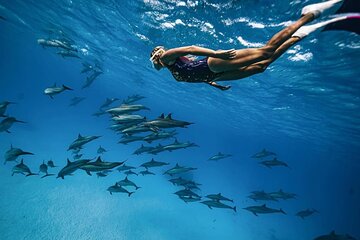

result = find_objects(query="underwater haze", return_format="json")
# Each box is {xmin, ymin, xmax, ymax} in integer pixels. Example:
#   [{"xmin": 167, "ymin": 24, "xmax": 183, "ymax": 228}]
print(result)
[{"xmin": 0, "ymin": 0, "xmax": 359, "ymax": 239}]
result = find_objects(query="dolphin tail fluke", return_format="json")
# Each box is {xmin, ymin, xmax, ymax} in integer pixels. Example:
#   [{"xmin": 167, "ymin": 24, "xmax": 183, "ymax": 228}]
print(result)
[
  {"xmin": 62, "ymin": 85, "xmax": 73, "ymax": 91},
  {"xmin": 233, "ymin": 206, "xmax": 237, "ymax": 212},
  {"xmin": 135, "ymin": 186, "xmax": 141, "ymax": 190},
  {"xmin": 26, "ymin": 172, "xmax": 38, "ymax": 177},
  {"xmin": 128, "ymin": 192, "xmax": 135, "ymax": 197},
  {"xmin": 15, "ymin": 119, "xmax": 26, "ymax": 123},
  {"xmin": 23, "ymin": 151, "xmax": 34, "ymax": 155},
  {"xmin": 41, "ymin": 173, "xmax": 55, "ymax": 178}
]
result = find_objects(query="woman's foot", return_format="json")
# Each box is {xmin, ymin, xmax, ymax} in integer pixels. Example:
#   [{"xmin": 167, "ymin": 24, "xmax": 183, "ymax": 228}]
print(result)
[{"xmin": 302, "ymin": 0, "xmax": 343, "ymax": 18}]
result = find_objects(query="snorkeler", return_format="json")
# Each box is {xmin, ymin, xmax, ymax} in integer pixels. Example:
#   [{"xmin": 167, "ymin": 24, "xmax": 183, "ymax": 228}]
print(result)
[{"xmin": 150, "ymin": 0, "xmax": 359, "ymax": 90}]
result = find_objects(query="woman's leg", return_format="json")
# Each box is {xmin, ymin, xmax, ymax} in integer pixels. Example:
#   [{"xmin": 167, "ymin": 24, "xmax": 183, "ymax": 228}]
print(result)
[
  {"xmin": 215, "ymin": 37, "xmax": 300, "ymax": 81},
  {"xmin": 208, "ymin": 13, "xmax": 314, "ymax": 73},
  {"xmin": 265, "ymin": 13, "xmax": 314, "ymax": 49}
]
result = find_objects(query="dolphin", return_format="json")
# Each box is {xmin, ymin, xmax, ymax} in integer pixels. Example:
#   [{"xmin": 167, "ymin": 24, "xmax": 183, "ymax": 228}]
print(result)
[
  {"xmin": 4, "ymin": 145, "xmax": 34, "ymax": 164},
  {"xmin": 269, "ymin": 189, "xmax": 297, "ymax": 200},
  {"xmin": 100, "ymin": 98, "xmax": 119, "ymax": 109},
  {"xmin": 140, "ymin": 158, "xmax": 169, "ymax": 169},
  {"xmin": 251, "ymin": 149, "xmax": 277, "ymax": 159},
  {"xmin": 82, "ymin": 70, "xmax": 103, "ymax": 89},
  {"xmin": 162, "ymin": 139, "xmax": 199, "ymax": 152},
  {"xmin": 164, "ymin": 163, "xmax": 197, "ymax": 176},
  {"xmin": 81, "ymin": 62, "xmax": 94, "ymax": 74},
  {"xmin": 57, "ymin": 158, "xmax": 92, "ymax": 179},
  {"xmin": 121, "ymin": 124, "xmax": 157, "ymax": 135},
  {"xmin": 37, "ymin": 39, "xmax": 75, "ymax": 51},
  {"xmin": 124, "ymin": 170, "xmax": 138, "ymax": 176},
  {"xmin": 118, "ymin": 135, "xmax": 145, "ymax": 145},
  {"xmin": 181, "ymin": 182, "xmax": 201, "ymax": 190},
  {"xmin": 147, "ymin": 144, "xmax": 166, "ymax": 155},
  {"xmin": 96, "ymin": 172, "xmax": 108, "ymax": 178},
  {"xmin": 140, "ymin": 170, "xmax": 155, "ymax": 176},
  {"xmin": 122, "ymin": 94, "xmax": 145, "ymax": 104},
  {"xmin": 169, "ymin": 177, "xmax": 189, "ymax": 186},
  {"xmin": 174, "ymin": 189, "xmax": 201, "ymax": 198},
  {"xmin": 117, "ymin": 164, "xmax": 136, "ymax": 172},
  {"xmin": 107, "ymin": 183, "xmax": 134, "ymax": 197},
  {"xmin": 67, "ymin": 134, "xmax": 101, "ymax": 151},
  {"xmin": 0, "ymin": 101, "xmax": 15, "ymax": 117},
  {"xmin": 243, "ymin": 204, "xmax": 286, "ymax": 216},
  {"xmin": 296, "ymin": 208, "xmax": 319, "ymax": 219},
  {"xmin": 0, "ymin": 117, "xmax": 26, "ymax": 133},
  {"xmin": 112, "ymin": 115, "xmax": 146, "ymax": 125},
  {"xmin": 132, "ymin": 144, "xmax": 155, "ymax": 155},
  {"xmin": 179, "ymin": 195, "xmax": 201, "ymax": 203},
  {"xmin": 39, "ymin": 160, "xmax": 55, "ymax": 178},
  {"xmin": 259, "ymin": 158, "xmax": 289, "ymax": 168},
  {"xmin": 143, "ymin": 130, "xmax": 177, "ymax": 143},
  {"xmin": 313, "ymin": 231, "xmax": 356, "ymax": 240},
  {"xmin": 97, "ymin": 146, "xmax": 107, "ymax": 154},
  {"xmin": 142, "ymin": 113, "xmax": 193, "ymax": 129},
  {"xmin": 208, "ymin": 152, "xmax": 232, "ymax": 161},
  {"xmin": 44, "ymin": 84, "xmax": 73, "ymax": 99},
  {"xmin": 107, "ymin": 104, "xmax": 150, "ymax": 115},
  {"xmin": 47, "ymin": 160, "xmax": 57, "ymax": 168},
  {"xmin": 206, "ymin": 193, "xmax": 234, "ymax": 203},
  {"xmin": 79, "ymin": 156, "xmax": 125, "ymax": 176},
  {"xmin": 200, "ymin": 200, "xmax": 236, "ymax": 212},
  {"xmin": 69, "ymin": 97, "xmax": 85, "ymax": 107},
  {"xmin": 248, "ymin": 191, "xmax": 279, "ymax": 202},
  {"xmin": 57, "ymin": 50, "xmax": 80, "ymax": 58},
  {"xmin": 12, "ymin": 159, "xmax": 38, "ymax": 176},
  {"xmin": 110, "ymin": 123, "xmax": 138, "ymax": 133},
  {"xmin": 117, "ymin": 176, "xmax": 141, "ymax": 190}
]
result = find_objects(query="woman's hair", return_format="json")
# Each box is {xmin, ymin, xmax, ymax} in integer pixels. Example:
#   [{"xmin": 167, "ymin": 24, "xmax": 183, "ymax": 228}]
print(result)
[{"xmin": 150, "ymin": 46, "xmax": 165, "ymax": 62}]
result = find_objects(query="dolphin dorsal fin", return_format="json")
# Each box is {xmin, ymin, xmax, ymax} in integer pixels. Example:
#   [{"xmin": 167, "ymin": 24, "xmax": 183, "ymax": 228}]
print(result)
[
  {"xmin": 20, "ymin": 159, "xmax": 24, "ymax": 164},
  {"xmin": 174, "ymin": 138, "xmax": 179, "ymax": 143},
  {"xmin": 151, "ymin": 158, "xmax": 155, "ymax": 162},
  {"xmin": 330, "ymin": 231, "xmax": 336, "ymax": 236},
  {"xmin": 96, "ymin": 156, "xmax": 102, "ymax": 162},
  {"xmin": 125, "ymin": 176, "xmax": 128, "ymax": 180},
  {"xmin": 279, "ymin": 189, "xmax": 283, "ymax": 193},
  {"xmin": 175, "ymin": 163, "xmax": 179, "ymax": 167},
  {"xmin": 52, "ymin": 83, "xmax": 57, "ymax": 88},
  {"xmin": 67, "ymin": 158, "xmax": 72, "ymax": 164},
  {"xmin": 217, "ymin": 193, "xmax": 221, "ymax": 196},
  {"xmin": 78, "ymin": 134, "xmax": 83, "ymax": 139},
  {"xmin": 10, "ymin": 144, "xmax": 13, "ymax": 149},
  {"xmin": 262, "ymin": 204, "xmax": 266, "ymax": 207},
  {"xmin": 165, "ymin": 113, "xmax": 172, "ymax": 119},
  {"xmin": 159, "ymin": 113, "xmax": 164, "ymax": 119}
]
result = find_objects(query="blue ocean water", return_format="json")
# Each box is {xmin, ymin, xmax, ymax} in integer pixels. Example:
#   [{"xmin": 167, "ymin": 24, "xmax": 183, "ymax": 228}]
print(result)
[{"xmin": 0, "ymin": 0, "xmax": 359, "ymax": 239}]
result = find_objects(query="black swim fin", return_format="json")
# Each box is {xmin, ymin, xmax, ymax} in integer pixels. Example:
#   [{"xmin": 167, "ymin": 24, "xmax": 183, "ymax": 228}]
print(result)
[{"xmin": 323, "ymin": 0, "xmax": 360, "ymax": 34}]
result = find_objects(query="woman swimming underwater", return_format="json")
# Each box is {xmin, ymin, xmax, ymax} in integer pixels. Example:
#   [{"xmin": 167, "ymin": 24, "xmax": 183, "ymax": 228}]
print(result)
[{"xmin": 150, "ymin": 0, "xmax": 359, "ymax": 90}]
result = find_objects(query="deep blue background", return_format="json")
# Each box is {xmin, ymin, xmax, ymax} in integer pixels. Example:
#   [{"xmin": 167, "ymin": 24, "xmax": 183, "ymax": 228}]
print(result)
[{"xmin": 0, "ymin": 0, "xmax": 359, "ymax": 239}]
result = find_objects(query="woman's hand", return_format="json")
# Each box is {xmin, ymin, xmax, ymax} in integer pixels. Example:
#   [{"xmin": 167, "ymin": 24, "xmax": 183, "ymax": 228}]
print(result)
[{"xmin": 215, "ymin": 49, "xmax": 237, "ymax": 60}]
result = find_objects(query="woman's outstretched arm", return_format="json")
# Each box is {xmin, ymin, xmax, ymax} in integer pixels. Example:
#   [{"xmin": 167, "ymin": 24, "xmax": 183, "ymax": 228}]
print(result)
[{"xmin": 161, "ymin": 46, "xmax": 236, "ymax": 62}]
